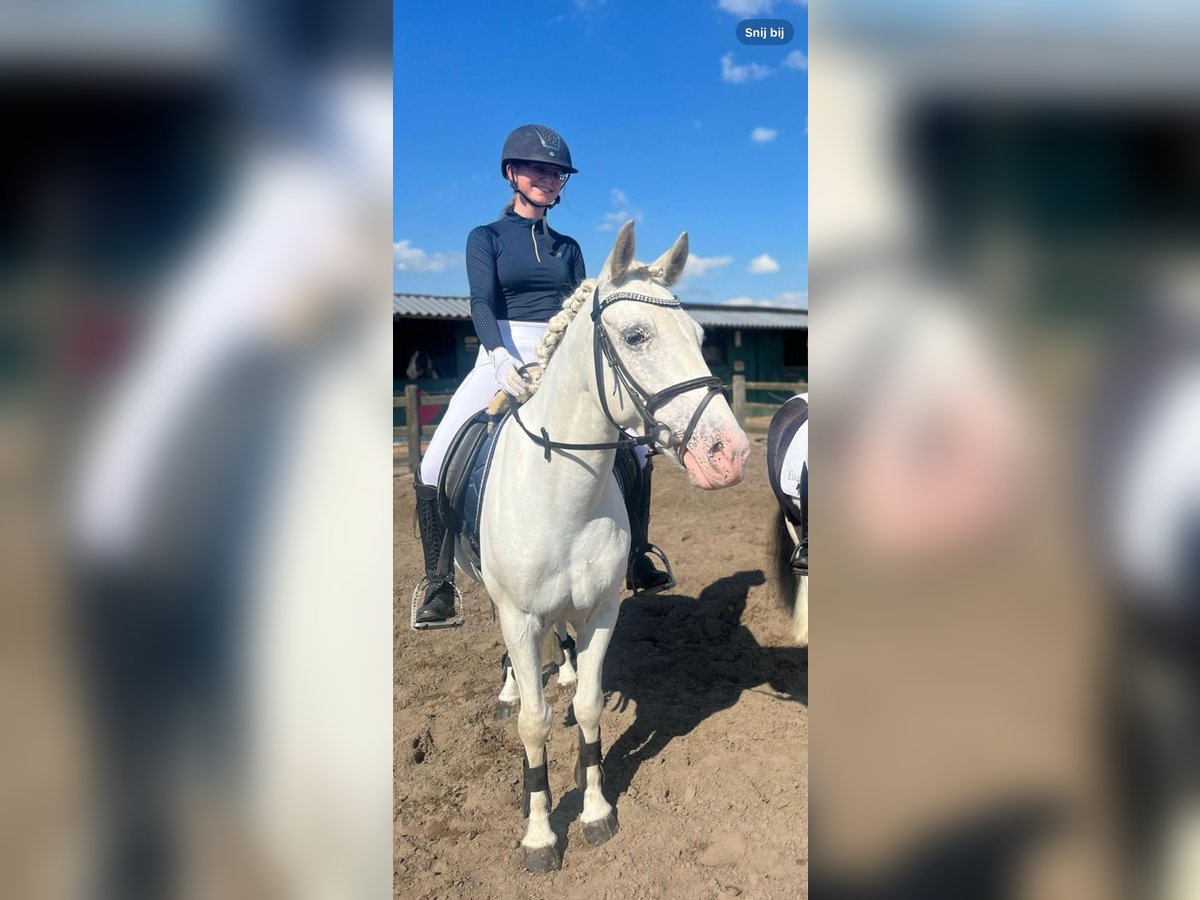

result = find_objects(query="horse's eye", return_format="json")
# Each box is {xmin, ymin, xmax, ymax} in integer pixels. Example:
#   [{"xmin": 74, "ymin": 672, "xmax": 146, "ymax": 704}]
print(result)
[{"xmin": 623, "ymin": 327, "xmax": 649, "ymax": 347}]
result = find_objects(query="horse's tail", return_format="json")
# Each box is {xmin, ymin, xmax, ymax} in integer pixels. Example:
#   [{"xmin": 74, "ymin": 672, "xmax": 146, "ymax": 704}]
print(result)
[
  {"xmin": 768, "ymin": 507, "xmax": 798, "ymax": 617},
  {"xmin": 768, "ymin": 508, "xmax": 808, "ymax": 646},
  {"xmin": 541, "ymin": 626, "xmax": 563, "ymax": 667}
]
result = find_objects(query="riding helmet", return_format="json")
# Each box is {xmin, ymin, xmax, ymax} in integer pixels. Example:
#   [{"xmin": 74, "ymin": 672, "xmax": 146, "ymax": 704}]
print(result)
[{"xmin": 500, "ymin": 124, "xmax": 578, "ymax": 177}]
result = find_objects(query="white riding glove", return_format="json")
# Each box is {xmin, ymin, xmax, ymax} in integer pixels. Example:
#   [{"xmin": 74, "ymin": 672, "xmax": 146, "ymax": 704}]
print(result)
[{"xmin": 489, "ymin": 347, "xmax": 529, "ymax": 397}]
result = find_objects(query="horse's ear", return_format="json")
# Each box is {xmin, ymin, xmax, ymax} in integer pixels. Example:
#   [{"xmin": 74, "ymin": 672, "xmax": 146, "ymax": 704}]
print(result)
[
  {"xmin": 650, "ymin": 232, "xmax": 689, "ymax": 287},
  {"xmin": 598, "ymin": 220, "xmax": 637, "ymax": 285}
]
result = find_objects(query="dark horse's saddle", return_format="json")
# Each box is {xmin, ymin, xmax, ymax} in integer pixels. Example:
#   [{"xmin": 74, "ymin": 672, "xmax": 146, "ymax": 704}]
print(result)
[
  {"xmin": 432, "ymin": 407, "xmax": 645, "ymax": 577},
  {"xmin": 435, "ymin": 410, "xmax": 510, "ymax": 572},
  {"xmin": 767, "ymin": 395, "xmax": 808, "ymax": 528}
]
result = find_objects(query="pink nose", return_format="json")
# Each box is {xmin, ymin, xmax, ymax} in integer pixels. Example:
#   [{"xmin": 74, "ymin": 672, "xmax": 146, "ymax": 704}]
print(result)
[{"xmin": 694, "ymin": 426, "xmax": 750, "ymax": 487}]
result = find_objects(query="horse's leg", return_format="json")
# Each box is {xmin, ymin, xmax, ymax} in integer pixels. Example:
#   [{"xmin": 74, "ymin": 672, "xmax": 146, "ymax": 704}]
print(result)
[
  {"xmin": 497, "ymin": 609, "xmax": 559, "ymax": 872},
  {"xmin": 494, "ymin": 652, "xmax": 520, "ymax": 720},
  {"xmin": 571, "ymin": 598, "xmax": 620, "ymax": 845},
  {"xmin": 555, "ymin": 621, "xmax": 577, "ymax": 689},
  {"xmin": 795, "ymin": 574, "xmax": 809, "ymax": 648}
]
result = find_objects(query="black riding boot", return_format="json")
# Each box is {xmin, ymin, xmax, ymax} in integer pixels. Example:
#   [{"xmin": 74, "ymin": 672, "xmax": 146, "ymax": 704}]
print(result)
[
  {"xmin": 626, "ymin": 456, "xmax": 673, "ymax": 595},
  {"xmin": 790, "ymin": 537, "xmax": 808, "ymax": 575},
  {"xmin": 414, "ymin": 480, "xmax": 456, "ymax": 624}
]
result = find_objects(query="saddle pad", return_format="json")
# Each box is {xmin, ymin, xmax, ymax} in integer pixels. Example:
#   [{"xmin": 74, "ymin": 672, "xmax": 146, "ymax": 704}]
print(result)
[
  {"xmin": 768, "ymin": 395, "xmax": 808, "ymax": 527},
  {"xmin": 460, "ymin": 413, "xmax": 509, "ymax": 567},
  {"xmin": 436, "ymin": 411, "xmax": 494, "ymax": 527}
]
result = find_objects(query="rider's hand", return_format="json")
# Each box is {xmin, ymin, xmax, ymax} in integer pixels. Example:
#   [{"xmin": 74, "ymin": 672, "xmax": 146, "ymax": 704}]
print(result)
[{"xmin": 489, "ymin": 347, "xmax": 529, "ymax": 397}]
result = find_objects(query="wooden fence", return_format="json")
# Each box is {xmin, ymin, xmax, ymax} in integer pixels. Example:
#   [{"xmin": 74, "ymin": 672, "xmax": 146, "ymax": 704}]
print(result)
[
  {"xmin": 730, "ymin": 375, "xmax": 807, "ymax": 426},
  {"xmin": 394, "ymin": 376, "xmax": 806, "ymax": 473}
]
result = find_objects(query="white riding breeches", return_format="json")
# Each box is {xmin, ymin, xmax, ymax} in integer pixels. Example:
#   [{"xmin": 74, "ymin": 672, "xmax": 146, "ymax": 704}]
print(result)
[{"xmin": 418, "ymin": 320, "xmax": 648, "ymax": 485}]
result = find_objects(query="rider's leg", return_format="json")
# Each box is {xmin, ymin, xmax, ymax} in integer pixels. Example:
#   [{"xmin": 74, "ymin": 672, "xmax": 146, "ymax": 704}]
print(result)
[
  {"xmin": 795, "ymin": 461, "xmax": 809, "ymax": 573},
  {"xmin": 413, "ymin": 358, "xmax": 503, "ymax": 623},
  {"xmin": 414, "ymin": 475, "xmax": 456, "ymax": 623},
  {"xmin": 414, "ymin": 323, "xmax": 548, "ymax": 622},
  {"xmin": 625, "ymin": 446, "xmax": 672, "ymax": 594}
]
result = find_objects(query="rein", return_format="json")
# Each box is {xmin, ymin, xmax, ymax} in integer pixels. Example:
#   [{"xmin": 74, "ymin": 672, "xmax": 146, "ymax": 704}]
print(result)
[{"xmin": 510, "ymin": 286, "xmax": 723, "ymax": 463}]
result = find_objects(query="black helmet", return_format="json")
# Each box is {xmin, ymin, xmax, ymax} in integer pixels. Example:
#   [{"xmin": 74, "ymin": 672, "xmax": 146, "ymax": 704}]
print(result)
[{"xmin": 500, "ymin": 124, "xmax": 578, "ymax": 178}]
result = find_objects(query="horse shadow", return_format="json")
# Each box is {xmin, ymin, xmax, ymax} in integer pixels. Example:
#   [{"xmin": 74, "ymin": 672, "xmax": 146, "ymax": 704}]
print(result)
[{"xmin": 596, "ymin": 569, "xmax": 807, "ymax": 803}]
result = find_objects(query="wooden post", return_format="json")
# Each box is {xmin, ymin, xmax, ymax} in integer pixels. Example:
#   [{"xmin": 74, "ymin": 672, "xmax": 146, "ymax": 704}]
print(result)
[
  {"xmin": 405, "ymin": 384, "xmax": 420, "ymax": 473},
  {"xmin": 732, "ymin": 374, "xmax": 746, "ymax": 427}
]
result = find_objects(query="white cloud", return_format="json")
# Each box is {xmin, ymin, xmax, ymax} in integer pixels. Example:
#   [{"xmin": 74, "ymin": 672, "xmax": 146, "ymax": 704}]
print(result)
[
  {"xmin": 725, "ymin": 297, "xmax": 757, "ymax": 307},
  {"xmin": 776, "ymin": 291, "xmax": 808, "ymax": 308},
  {"xmin": 748, "ymin": 253, "xmax": 781, "ymax": 274},
  {"xmin": 718, "ymin": 0, "xmax": 774, "ymax": 14},
  {"xmin": 750, "ymin": 127, "xmax": 778, "ymax": 144},
  {"xmin": 393, "ymin": 240, "xmax": 460, "ymax": 273},
  {"xmin": 783, "ymin": 50, "xmax": 808, "ymax": 70},
  {"xmin": 717, "ymin": 0, "xmax": 807, "ymax": 18},
  {"xmin": 597, "ymin": 189, "xmax": 644, "ymax": 231},
  {"xmin": 683, "ymin": 255, "xmax": 734, "ymax": 278},
  {"xmin": 721, "ymin": 52, "xmax": 772, "ymax": 85},
  {"xmin": 598, "ymin": 209, "xmax": 644, "ymax": 232}
]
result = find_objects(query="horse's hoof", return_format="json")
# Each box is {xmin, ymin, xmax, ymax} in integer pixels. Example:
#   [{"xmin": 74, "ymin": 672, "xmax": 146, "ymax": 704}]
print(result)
[
  {"xmin": 494, "ymin": 701, "xmax": 516, "ymax": 721},
  {"xmin": 521, "ymin": 844, "xmax": 561, "ymax": 873},
  {"xmin": 581, "ymin": 811, "xmax": 619, "ymax": 846}
]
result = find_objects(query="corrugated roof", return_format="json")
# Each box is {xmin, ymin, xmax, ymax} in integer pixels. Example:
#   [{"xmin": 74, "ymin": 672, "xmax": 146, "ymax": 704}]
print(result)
[
  {"xmin": 392, "ymin": 295, "xmax": 471, "ymax": 318},
  {"xmin": 393, "ymin": 294, "xmax": 807, "ymax": 330},
  {"xmin": 687, "ymin": 308, "xmax": 808, "ymax": 330}
]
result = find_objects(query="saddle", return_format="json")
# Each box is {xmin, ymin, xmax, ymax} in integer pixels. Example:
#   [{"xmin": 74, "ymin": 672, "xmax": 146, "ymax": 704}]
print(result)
[
  {"xmin": 435, "ymin": 410, "xmax": 510, "ymax": 572},
  {"xmin": 767, "ymin": 395, "xmax": 808, "ymax": 529}
]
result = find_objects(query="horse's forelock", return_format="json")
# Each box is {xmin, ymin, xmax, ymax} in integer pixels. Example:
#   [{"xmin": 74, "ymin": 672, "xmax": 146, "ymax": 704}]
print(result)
[{"xmin": 619, "ymin": 263, "xmax": 669, "ymax": 288}]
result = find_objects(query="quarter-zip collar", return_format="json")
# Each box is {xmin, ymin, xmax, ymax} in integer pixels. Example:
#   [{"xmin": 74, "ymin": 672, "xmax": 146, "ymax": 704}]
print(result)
[{"xmin": 505, "ymin": 209, "xmax": 550, "ymax": 263}]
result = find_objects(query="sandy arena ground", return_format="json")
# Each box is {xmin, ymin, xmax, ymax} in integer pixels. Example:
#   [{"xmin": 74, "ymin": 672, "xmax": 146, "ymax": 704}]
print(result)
[{"xmin": 394, "ymin": 439, "xmax": 808, "ymax": 899}]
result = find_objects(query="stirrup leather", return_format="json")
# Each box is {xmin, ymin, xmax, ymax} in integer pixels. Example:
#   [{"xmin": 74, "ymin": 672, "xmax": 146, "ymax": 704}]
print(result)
[{"xmin": 626, "ymin": 544, "xmax": 676, "ymax": 597}]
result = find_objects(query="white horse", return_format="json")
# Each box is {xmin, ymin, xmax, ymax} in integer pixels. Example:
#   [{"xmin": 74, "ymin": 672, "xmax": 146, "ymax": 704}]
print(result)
[{"xmin": 455, "ymin": 221, "xmax": 749, "ymax": 872}]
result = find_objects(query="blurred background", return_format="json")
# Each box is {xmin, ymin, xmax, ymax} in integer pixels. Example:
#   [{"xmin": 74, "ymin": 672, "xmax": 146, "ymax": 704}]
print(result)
[
  {"xmin": 811, "ymin": 2, "xmax": 1200, "ymax": 898},
  {"xmin": 8, "ymin": 0, "xmax": 1200, "ymax": 897},
  {"xmin": 0, "ymin": 0, "xmax": 392, "ymax": 897}
]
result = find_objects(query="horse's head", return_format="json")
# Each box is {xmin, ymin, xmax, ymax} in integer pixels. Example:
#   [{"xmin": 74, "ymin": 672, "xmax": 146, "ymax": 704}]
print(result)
[{"xmin": 591, "ymin": 221, "xmax": 749, "ymax": 489}]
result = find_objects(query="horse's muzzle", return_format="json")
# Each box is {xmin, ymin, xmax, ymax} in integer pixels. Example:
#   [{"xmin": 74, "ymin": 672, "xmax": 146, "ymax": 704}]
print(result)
[{"xmin": 682, "ymin": 425, "xmax": 750, "ymax": 489}]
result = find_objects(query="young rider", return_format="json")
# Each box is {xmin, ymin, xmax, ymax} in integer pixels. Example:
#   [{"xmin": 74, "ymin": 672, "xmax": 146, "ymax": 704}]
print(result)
[{"xmin": 412, "ymin": 124, "xmax": 672, "ymax": 624}]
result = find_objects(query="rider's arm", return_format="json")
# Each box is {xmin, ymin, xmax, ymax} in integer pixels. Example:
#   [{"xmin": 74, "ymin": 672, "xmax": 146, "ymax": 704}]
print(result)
[{"xmin": 466, "ymin": 226, "xmax": 505, "ymax": 352}]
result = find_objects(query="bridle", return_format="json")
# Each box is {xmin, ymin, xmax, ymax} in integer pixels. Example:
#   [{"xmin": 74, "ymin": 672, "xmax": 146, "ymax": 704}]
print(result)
[{"xmin": 511, "ymin": 286, "xmax": 724, "ymax": 463}]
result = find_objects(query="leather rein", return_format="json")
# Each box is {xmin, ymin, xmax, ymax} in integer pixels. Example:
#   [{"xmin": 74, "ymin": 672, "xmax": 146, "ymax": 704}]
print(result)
[{"xmin": 511, "ymin": 286, "xmax": 724, "ymax": 463}]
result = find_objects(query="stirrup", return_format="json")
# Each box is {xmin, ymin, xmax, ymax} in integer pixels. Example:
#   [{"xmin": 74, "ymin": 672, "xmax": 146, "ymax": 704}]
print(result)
[
  {"xmin": 410, "ymin": 577, "xmax": 465, "ymax": 631},
  {"xmin": 626, "ymin": 544, "xmax": 676, "ymax": 597}
]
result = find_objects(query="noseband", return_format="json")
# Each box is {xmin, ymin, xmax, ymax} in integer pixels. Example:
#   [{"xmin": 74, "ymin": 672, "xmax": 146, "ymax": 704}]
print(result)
[{"xmin": 511, "ymin": 286, "xmax": 724, "ymax": 463}]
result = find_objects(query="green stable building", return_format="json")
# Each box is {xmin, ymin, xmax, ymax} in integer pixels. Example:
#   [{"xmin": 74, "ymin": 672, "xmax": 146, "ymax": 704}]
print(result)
[{"xmin": 393, "ymin": 293, "xmax": 807, "ymax": 430}]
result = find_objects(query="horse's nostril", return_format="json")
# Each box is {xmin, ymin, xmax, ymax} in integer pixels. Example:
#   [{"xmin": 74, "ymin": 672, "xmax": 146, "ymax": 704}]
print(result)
[{"xmin": 710, "ymin": 440, "xmax": 724, "ymax": 459}]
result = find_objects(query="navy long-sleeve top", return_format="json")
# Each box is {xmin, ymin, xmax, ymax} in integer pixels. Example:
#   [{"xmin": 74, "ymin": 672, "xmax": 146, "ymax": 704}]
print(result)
[{"xmin": 466, "ymin": 210, "xmax": 586, "ymax": 352}]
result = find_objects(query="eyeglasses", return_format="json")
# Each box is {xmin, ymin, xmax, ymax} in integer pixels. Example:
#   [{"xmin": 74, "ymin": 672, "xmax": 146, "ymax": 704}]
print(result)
[{"xmin": 517, "ymin": 162, "xmax": 570, "ymax": 185}]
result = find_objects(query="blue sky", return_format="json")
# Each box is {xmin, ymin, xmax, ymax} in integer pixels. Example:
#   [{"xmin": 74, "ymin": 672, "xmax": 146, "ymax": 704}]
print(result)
[{"xmin": 393, "ymin": 0, "xmax": 808, "ymax": 308}]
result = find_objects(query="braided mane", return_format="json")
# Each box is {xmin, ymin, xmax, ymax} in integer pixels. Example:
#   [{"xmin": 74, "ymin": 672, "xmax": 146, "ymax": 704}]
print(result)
[
  {"xmin": 525, "ymin": 278, "xmax": 595, "ymax": 395},
  {"xmin": 525, "ymin": 266, "xmax": 668, "ymax": 397}
]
